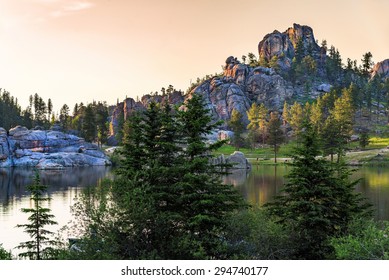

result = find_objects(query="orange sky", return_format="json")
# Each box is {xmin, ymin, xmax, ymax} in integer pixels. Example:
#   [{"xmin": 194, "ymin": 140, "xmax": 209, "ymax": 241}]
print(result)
[{"xmin": 1, "ymin": 0, "xmax": 388, "ymax": 113}]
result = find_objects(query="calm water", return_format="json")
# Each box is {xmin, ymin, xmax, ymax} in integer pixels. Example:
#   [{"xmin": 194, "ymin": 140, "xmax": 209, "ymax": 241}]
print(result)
[
  {"xmin": 1, "ymin": 165, "xmax": 389, "ymax": 253},
  {"xmin": 0, "ymin": 167, "xmax": 113, "ymax": 254},
  {"xmin": 225, "ymin": 165, "xmax": 389, "ymax": 221}
]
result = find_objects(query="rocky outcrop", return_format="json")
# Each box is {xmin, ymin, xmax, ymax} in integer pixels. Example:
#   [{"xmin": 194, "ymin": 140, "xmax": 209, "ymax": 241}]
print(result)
[
  {"xmin": 188, "ymin": 57, "xmax": 293, "ymax": 124},
  {"xmin": 108, "ymin": 93, "xmax": 185, "ymax": 144},
  {"xmin": 0, "ymin": 126, "xmax": 111, "ymax": 169},
  {"xmin": 258, "ymin": 23, "xmax": 322, "ymax": 71},
  {"xmin": 371, "ymin": 59, "xmax": 389, "ymax": 80}
]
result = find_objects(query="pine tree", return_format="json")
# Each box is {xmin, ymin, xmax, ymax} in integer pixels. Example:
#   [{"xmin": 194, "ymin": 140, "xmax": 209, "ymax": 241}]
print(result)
[
  {"xmin": 289, "ymin": 102, "xmax": 305, "ymax": 138},
  {"xmin": 16, "ymin": 173, "xmax": 58, "ymax": 260},
  {"xmin": 78, "ymin": 96, "xmax": 246, "ymax": 260},
  {"xmin": 82, "ymin": 104, "xmax": 96, "ymax": 143},
  {"xmin": 228, "ymin": 109, "xmax": 245, "ymax": 149},
  {"xmin": 267, "ymin": 111, "xmax": 284, "ymax": 163},
  {"xmin": 361, "ymin": 52, "xmax": 373, "ymax": 77},
  {"xmin": 246, "ymin": 103, "xmax": 268, "ymax": 148},
  {"xmin": 246, "ymin": 103, "xmax": 260, "ymax": 148},
  {"xmin": 266, "ymin": 124, "xmax": 370, "ymax": 259},
  {"xmin": 177, "ymin": 95, "xmax": 246, "ymax": 258}
]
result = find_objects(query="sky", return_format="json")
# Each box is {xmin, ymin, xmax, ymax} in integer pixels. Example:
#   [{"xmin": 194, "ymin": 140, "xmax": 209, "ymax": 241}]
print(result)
[{"xmin": 0, "ymin": 0, "xmax": 388, "ymax": 113}]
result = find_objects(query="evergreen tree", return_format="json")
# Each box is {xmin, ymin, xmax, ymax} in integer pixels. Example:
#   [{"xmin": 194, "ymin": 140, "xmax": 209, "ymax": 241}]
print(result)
[
  {"xmin": 267, "ymin": 111, "xmax": 284, "ymax": 163},
  {"xmin": 82, "ymin": 104, "xmax": 96, "ymax": 142},
  {"xmin": 0, "ymin": 244, "xmax": 12, "ymax": 260},
  {"xmin": 269, "ymin": 55, "xmax": 280, "ymax": 71},
  {"xmin": 266, "ymin": 124, "xmax": 370, "ymax": 259},
  {"xmin": 59, "ymin": 104, "xmax": 70, "ymax": 130},
  {"xmin": 47, "ymin": 98, "xmax": 53, "ymax": 121},
  {"xmin": 361, "ymin": 52, "xmax": 373, "ymax": 77},
  {"xmin": 73, "ymin": 95, "xmax": 246, "ymax": 260},
  {"xmin": 289, "ymin": 102, "xmax": 305, "ymax": 138},
  {"xmin": 359, "ymin": 130, "xmax": 370, "ymax": 149},
  {"xmin": 95, "ymin": 102, "xmax": 109, "ymax": 147},
  {"xmin": 16, "ymin": 173, "xmax": 58, "ymax": 260},
  {"xmin": 246, "ymin": 103, "xmax": 260, "ymax": 148},
  {"xmin": 228, "ymin": 109, "xmax": 245, "ymax": 149},
  {"xmin": 177, "ymin": 95, "xmax": 246, "ymax": 258}
]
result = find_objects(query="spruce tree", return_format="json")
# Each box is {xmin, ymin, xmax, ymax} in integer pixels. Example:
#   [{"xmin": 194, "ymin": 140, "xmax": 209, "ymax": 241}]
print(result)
[
  {"xmin": 228, "ymin": 109, "xmax": 245, "ymax": 149},
  {"xmin": 16, "ymin": 173, "xmax": 58, "ymax": 260},
  {"xmin": 267, "ymin": 111, "xmax": 284, "ymax": 163},
  {"xmin": 177, "ymin": 95, "xmax": 246, "ymax": 259},
  {"xmin": 266, "ymin": 124, "xmax": 370, "ymax": 259}
]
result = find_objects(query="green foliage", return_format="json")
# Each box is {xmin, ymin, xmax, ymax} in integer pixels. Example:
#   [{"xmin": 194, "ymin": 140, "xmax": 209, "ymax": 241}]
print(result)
[
  {"xmin": 0, "ymin": 244, "xmax": 12, "ymax": 260},
  {"xmin": 67, "ymin": 95, "xmax": 246, "ymax": 260},
  {"xmin": 331, "ymin": 219, "xmax": 389, "ymax": 260},
  {"xmin": 16, "ymin": 172, "xmax": 59, "ymax": 260},
  {"xmin": 266, "ymin": 124, "xmax": 371, "ymax": 259},
  {"xmin": 228, "ymin": 109, "xmax": 246, "ymax": 149},
  {"xmin": 224, "ymin": 207, "xmax": 295, "ymax": 259},
  {"xmin": 361, "ymin": 52, "xmax": 373, "ymax": 77},
  {"xmin": 267, "ymin": 112, "xmax": 284, "ymax": 163},
  {"xmin": 359, "ymin": 131, "xmax": 370, "ymax": 149},
  {"xmin": 288, "ymin": 102, "xmax": 305, "ymax": 137},
  {"xmin": 82, "ymin": 104, "xmax": 96, "ymax": 142},
  {"xmin": 0, "ymin": 89, "xmax": 28, "ymax": 130}
]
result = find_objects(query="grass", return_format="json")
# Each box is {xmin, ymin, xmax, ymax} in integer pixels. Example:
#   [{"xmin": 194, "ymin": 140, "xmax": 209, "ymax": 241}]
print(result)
[
  {"xmin": 214, "ymin": 142, "xmax": 297, "ymax": 161},
  {"xmin": 215, "ymin": 136, "xmax": 389, "ymax": 166}
]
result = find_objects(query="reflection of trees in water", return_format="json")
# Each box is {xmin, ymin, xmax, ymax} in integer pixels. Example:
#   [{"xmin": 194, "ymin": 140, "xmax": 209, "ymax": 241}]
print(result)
[
  {"xmin": 226, "ymin": 165, "xmax": 288, "ymax": 206},
  {"xmin": 0, "ymin": 167, "xmax": 113, "ymax": 205},
  {"xmin": 353, "ymin": 167, "xmax": 389, "ymax": 221},
  {"xmin": 227, "ymin": 165, "xmax": 389, "ymax": 221}
]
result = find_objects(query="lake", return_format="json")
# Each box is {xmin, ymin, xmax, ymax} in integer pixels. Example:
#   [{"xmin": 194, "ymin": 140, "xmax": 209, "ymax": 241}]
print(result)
[{"xmin": 1, "ymin": 165, "xmax": 389, "ymax": 254}]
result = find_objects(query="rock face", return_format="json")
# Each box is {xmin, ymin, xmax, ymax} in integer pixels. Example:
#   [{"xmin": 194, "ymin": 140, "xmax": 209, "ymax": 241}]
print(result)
[
  {"xmin": 258, "ymin": 23, "xmax": 322, "ymax": 71},
  {"xmin": 371, "ymin": 59, "xmax": 389, "ymax": 80},
  {"xmin": 108, "ymin": 93, "xmax": 184, "ymax": 144},
  {"xmin": 188, "ymin": 56, "xmax": 293, "ymax": 125},
  {"xmin": 0, "ymin": 126, "xmax": 111, "ymax": 169},
  {"xmin": 106, "ymin": 23, "xmax": 389, "ymax": 141}
]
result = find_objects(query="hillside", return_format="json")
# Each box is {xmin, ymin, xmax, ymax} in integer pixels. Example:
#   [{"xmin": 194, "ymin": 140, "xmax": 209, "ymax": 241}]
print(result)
[{"xmin": 108, "ymin": 23, "xmax": 389, "ymax": 142}]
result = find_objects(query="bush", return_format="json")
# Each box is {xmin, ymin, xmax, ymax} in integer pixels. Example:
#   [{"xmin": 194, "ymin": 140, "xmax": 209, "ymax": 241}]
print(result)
[
  {"xmin": 0, "ymin": 244, "xmax": 12, "ymax": 260},
  {"xmin": 224, "ymin": 207, "xmax": 295, "ymax": 259},
  {"xmin": 331, "ymin": 219, "xmax": 389, "ymax": 260}
]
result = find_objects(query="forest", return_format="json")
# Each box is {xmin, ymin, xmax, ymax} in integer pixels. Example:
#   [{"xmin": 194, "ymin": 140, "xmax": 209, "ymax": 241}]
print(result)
[{"xmin": 1, "ymin": 35, "xmax": 389, "ymax": 260}]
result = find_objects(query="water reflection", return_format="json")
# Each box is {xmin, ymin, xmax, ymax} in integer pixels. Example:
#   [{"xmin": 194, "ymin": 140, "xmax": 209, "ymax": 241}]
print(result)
[
  {"xmin": 225, "ymin": 165, "xmax": 389, "ymax": 221},
  {"xmin": 0, "ymin": 167, "xmax": 113, "ymax": 253},
  {"xmin": 0, "ymin": 167, "xmax": 113, "ymax": 204}
]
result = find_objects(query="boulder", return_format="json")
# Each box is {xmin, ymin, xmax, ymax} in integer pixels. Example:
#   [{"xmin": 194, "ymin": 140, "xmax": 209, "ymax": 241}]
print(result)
[
  {"xmin": 317, "ymin": 83, "xmax": 331, "ymax": 92},
  {"xmin": 226, "ymin": 151, "xmax": 251, "ymax": 169}
]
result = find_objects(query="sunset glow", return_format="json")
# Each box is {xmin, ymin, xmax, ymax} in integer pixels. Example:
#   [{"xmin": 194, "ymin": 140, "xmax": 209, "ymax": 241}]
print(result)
[{"xmin": 1, "ymin": 0, "xmax": 388, "ymax": 112}]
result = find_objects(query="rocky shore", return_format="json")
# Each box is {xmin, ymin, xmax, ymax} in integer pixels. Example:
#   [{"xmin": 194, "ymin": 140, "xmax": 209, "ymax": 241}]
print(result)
[{"xmin": 0, "ymin": 126, "xmax": 111, "ymax": 169}]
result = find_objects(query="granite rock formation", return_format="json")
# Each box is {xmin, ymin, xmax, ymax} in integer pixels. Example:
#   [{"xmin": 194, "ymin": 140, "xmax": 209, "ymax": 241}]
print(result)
[
  {"xmin": 0, "ymin": 126, "xmax": 111, "ymax": 169},
  {"xmin": 371, "ymin": 59, "xmax": 389, "ymax": 80}
]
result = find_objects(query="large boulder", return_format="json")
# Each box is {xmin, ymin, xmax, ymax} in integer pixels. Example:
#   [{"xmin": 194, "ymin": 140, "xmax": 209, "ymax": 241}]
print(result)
[{"xmin": 226, "ymin": 151, "xmax": 251, "ymax": 169}]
